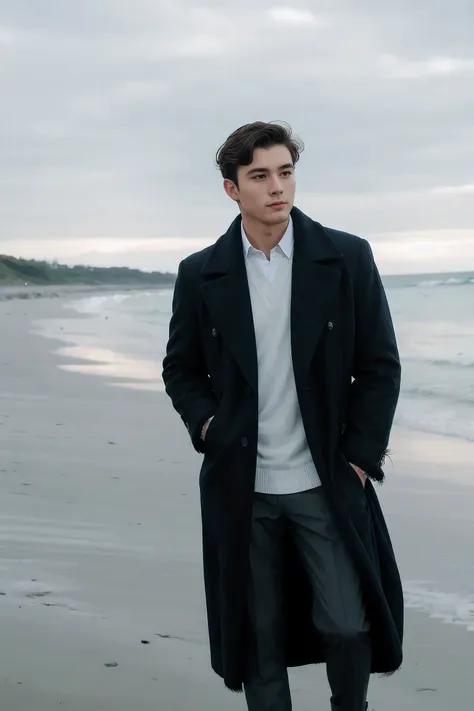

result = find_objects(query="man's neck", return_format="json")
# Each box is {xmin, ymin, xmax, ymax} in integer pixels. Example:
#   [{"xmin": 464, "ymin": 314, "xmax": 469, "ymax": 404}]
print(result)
[{"xmin": 241, "ymin": 215, "xmax": 289, "ymax": 259}]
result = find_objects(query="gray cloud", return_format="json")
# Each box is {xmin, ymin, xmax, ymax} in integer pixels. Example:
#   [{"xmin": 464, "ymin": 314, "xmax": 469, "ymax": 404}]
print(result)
[{"xmin": 1, "ymin": 0, "xmax": 473, "ymax": 272}]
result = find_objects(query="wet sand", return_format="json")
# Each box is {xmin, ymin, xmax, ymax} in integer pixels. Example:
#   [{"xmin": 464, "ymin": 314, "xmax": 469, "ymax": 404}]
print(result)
[{"xmin": 1, "ymin": 295, "xmax": 473, "ymax": 710}]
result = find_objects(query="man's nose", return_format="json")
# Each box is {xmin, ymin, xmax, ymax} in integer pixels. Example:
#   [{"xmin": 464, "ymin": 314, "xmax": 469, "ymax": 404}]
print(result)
[{"xmin": 269, "ymin": 177, "xmax": 283, "ymax": 194}]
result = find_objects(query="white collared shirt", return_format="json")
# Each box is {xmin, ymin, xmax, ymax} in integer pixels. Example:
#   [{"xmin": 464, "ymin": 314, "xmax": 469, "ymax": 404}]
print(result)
[
  {"xmin": 240, "ymin": 214, "xmax": 321, "ymax": 494},
  {"xmin": 241, "ymin": 216, "xmax": 294, "ymax": 283}
]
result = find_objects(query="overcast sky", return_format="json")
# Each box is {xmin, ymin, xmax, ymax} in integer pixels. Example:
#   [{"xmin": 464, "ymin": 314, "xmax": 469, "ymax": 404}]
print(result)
[{"xmin": 1, "ymin": 0, "xmax": 473, "ymax": 274}]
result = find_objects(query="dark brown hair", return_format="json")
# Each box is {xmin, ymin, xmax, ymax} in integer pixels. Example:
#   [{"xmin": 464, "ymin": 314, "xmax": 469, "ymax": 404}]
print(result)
[{"xmin": 215, "ymin": 121, "xmax": 304, "ymax": 185}]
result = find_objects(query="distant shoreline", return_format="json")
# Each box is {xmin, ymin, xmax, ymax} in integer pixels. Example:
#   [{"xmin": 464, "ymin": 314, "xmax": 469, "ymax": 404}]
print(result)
[{"xmin": 0, "ymin": 283, "xmax": 172, "ymax": 302}]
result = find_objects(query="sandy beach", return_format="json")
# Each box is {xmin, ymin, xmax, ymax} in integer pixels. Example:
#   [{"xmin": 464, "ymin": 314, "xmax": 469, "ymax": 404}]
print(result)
[{"xmin": 1, "ymin": 293, "xmax": 474, "ymax": 710}]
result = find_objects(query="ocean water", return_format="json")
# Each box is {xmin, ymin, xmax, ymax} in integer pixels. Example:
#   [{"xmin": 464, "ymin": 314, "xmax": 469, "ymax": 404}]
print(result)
[
  {"xmin": 36, "ymin": 270, "xmax": 474, "ymax": 444},
  {"xmin": 31, "ymin": 270, "xmax": 474, "ymax": 634},
  {"xmin": 385, "ymin": 271, "xmax": 474, "ymax": 443}
]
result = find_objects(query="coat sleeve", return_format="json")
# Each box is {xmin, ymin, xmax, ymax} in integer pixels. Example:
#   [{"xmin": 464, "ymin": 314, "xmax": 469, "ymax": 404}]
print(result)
[
  {"xmin": 339, "ymin": 239, "xmax": 401, "ymax": 481},
  {"xmin": 162, "ymin": 259, "xmax": 218, "ymax": 453}
]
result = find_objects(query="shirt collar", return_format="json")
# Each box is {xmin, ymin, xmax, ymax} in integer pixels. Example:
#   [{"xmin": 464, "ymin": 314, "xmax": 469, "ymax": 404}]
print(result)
[{"xmin": 241, "ymin": 215, "xmax": 294, "ymax": 259}]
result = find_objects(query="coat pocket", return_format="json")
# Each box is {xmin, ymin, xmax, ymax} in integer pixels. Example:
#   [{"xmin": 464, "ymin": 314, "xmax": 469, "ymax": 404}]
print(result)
[
  {"xmin": 205, "ymin": 415, "xmax": 219, "ymax": 453},
  {"xmin": 338, "ymin": 450, "xmax": 367, "ymax": 493},
  {"xmin": 204, "ymin": 409, "xmax": 228, "ymax": 459}
]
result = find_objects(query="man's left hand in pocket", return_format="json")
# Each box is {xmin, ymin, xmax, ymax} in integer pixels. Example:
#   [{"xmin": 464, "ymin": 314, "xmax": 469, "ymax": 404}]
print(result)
[{"xmin": 350, "ymin": 463, "xmax": 367, "ymax": 487}]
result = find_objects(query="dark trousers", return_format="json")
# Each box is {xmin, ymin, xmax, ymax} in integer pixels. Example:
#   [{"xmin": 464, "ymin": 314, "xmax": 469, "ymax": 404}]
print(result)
[{"xmin": 244, "ymin": 487, "xmax": 371, "ymax": 711}]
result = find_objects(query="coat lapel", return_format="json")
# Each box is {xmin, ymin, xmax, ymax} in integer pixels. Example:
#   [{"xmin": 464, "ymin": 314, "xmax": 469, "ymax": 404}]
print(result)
[
  {"xmin": 200, "ymin": 216, "xmax": 258, "ymax": 390},
  {"xmin": 290, "ymin": 208, "xmax": 343, "ymax": 377},
  {"xmin": 199, "ymin": 208, "xmax": 343, "ymax": 390}
]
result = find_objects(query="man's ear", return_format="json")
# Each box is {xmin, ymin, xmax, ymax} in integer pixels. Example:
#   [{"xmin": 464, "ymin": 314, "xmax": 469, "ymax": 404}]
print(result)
[{"xmin": 224, "ymin": 179, "xmax": 239, "ymax": 203}]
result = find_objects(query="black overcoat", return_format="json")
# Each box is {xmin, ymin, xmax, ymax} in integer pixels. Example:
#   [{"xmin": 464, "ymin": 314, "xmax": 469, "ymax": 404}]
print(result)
[{"xmin": 162, "ymin": 207, "xmax": 404, "ymax": 692}]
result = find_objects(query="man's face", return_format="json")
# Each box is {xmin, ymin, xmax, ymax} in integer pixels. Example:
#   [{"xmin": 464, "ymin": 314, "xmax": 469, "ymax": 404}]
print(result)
[{"xmin": 224, "ymin": 144, "xmax": 296, "ymax": 226}]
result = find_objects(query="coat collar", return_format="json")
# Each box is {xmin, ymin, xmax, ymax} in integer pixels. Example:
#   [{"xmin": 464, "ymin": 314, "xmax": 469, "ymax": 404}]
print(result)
[
  {"xmin": 200, "ymin": 207, "xmax": 343, "ymax": 390},
  {"xmin": 202, "ymin": 206, "xmax": 342, "ymax": 276}
]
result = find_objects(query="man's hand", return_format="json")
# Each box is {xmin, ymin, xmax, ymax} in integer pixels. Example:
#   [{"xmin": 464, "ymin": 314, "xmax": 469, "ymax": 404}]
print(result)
[
  {"xmin": 350, "ymin": 463, "xmax": 367, "ymax": 488},
  {"xmin": 201, "ymin": 416, "xmax": 214, "ymax": 441}
]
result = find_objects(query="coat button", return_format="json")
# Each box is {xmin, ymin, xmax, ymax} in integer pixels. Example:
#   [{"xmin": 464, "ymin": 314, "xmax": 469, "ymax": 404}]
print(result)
[
  {"xmin": 211, "ymin": 328, "xmax": 217, "ymax": 337},
  {"xmin": 327, "ymin": 321, "xmax": 334, "ymax": 330},
  {"xmin": 244, "ymin": 385, "xmax": 253, "ymax": 397},
  {"xmin": 241, "ymin": 437, "xmax": 249, "ymax": 447}
]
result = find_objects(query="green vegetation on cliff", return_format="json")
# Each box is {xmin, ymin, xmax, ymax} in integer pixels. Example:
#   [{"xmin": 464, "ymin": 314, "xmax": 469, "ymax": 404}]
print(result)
[{"xmin": 0, "ymin": 255, "xmax": 175, "ymax": 287}]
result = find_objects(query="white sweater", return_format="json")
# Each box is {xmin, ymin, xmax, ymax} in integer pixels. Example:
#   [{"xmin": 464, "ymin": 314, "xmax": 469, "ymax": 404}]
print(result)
[{"xmin": 242, "ymin": 220, "xmax": 321, "ymax": 495}]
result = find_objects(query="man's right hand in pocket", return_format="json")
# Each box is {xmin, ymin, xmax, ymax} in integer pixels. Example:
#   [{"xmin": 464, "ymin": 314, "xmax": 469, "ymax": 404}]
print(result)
[{"xmin": 201, "ymin": 416, "xmax": 214, "ymax": 441}]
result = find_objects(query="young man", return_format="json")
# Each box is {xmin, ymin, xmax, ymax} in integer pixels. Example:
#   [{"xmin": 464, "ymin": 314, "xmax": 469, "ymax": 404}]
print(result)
[{"xmin": 162, "ymin": 122, "xmax": 403, "ymax": 711}]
